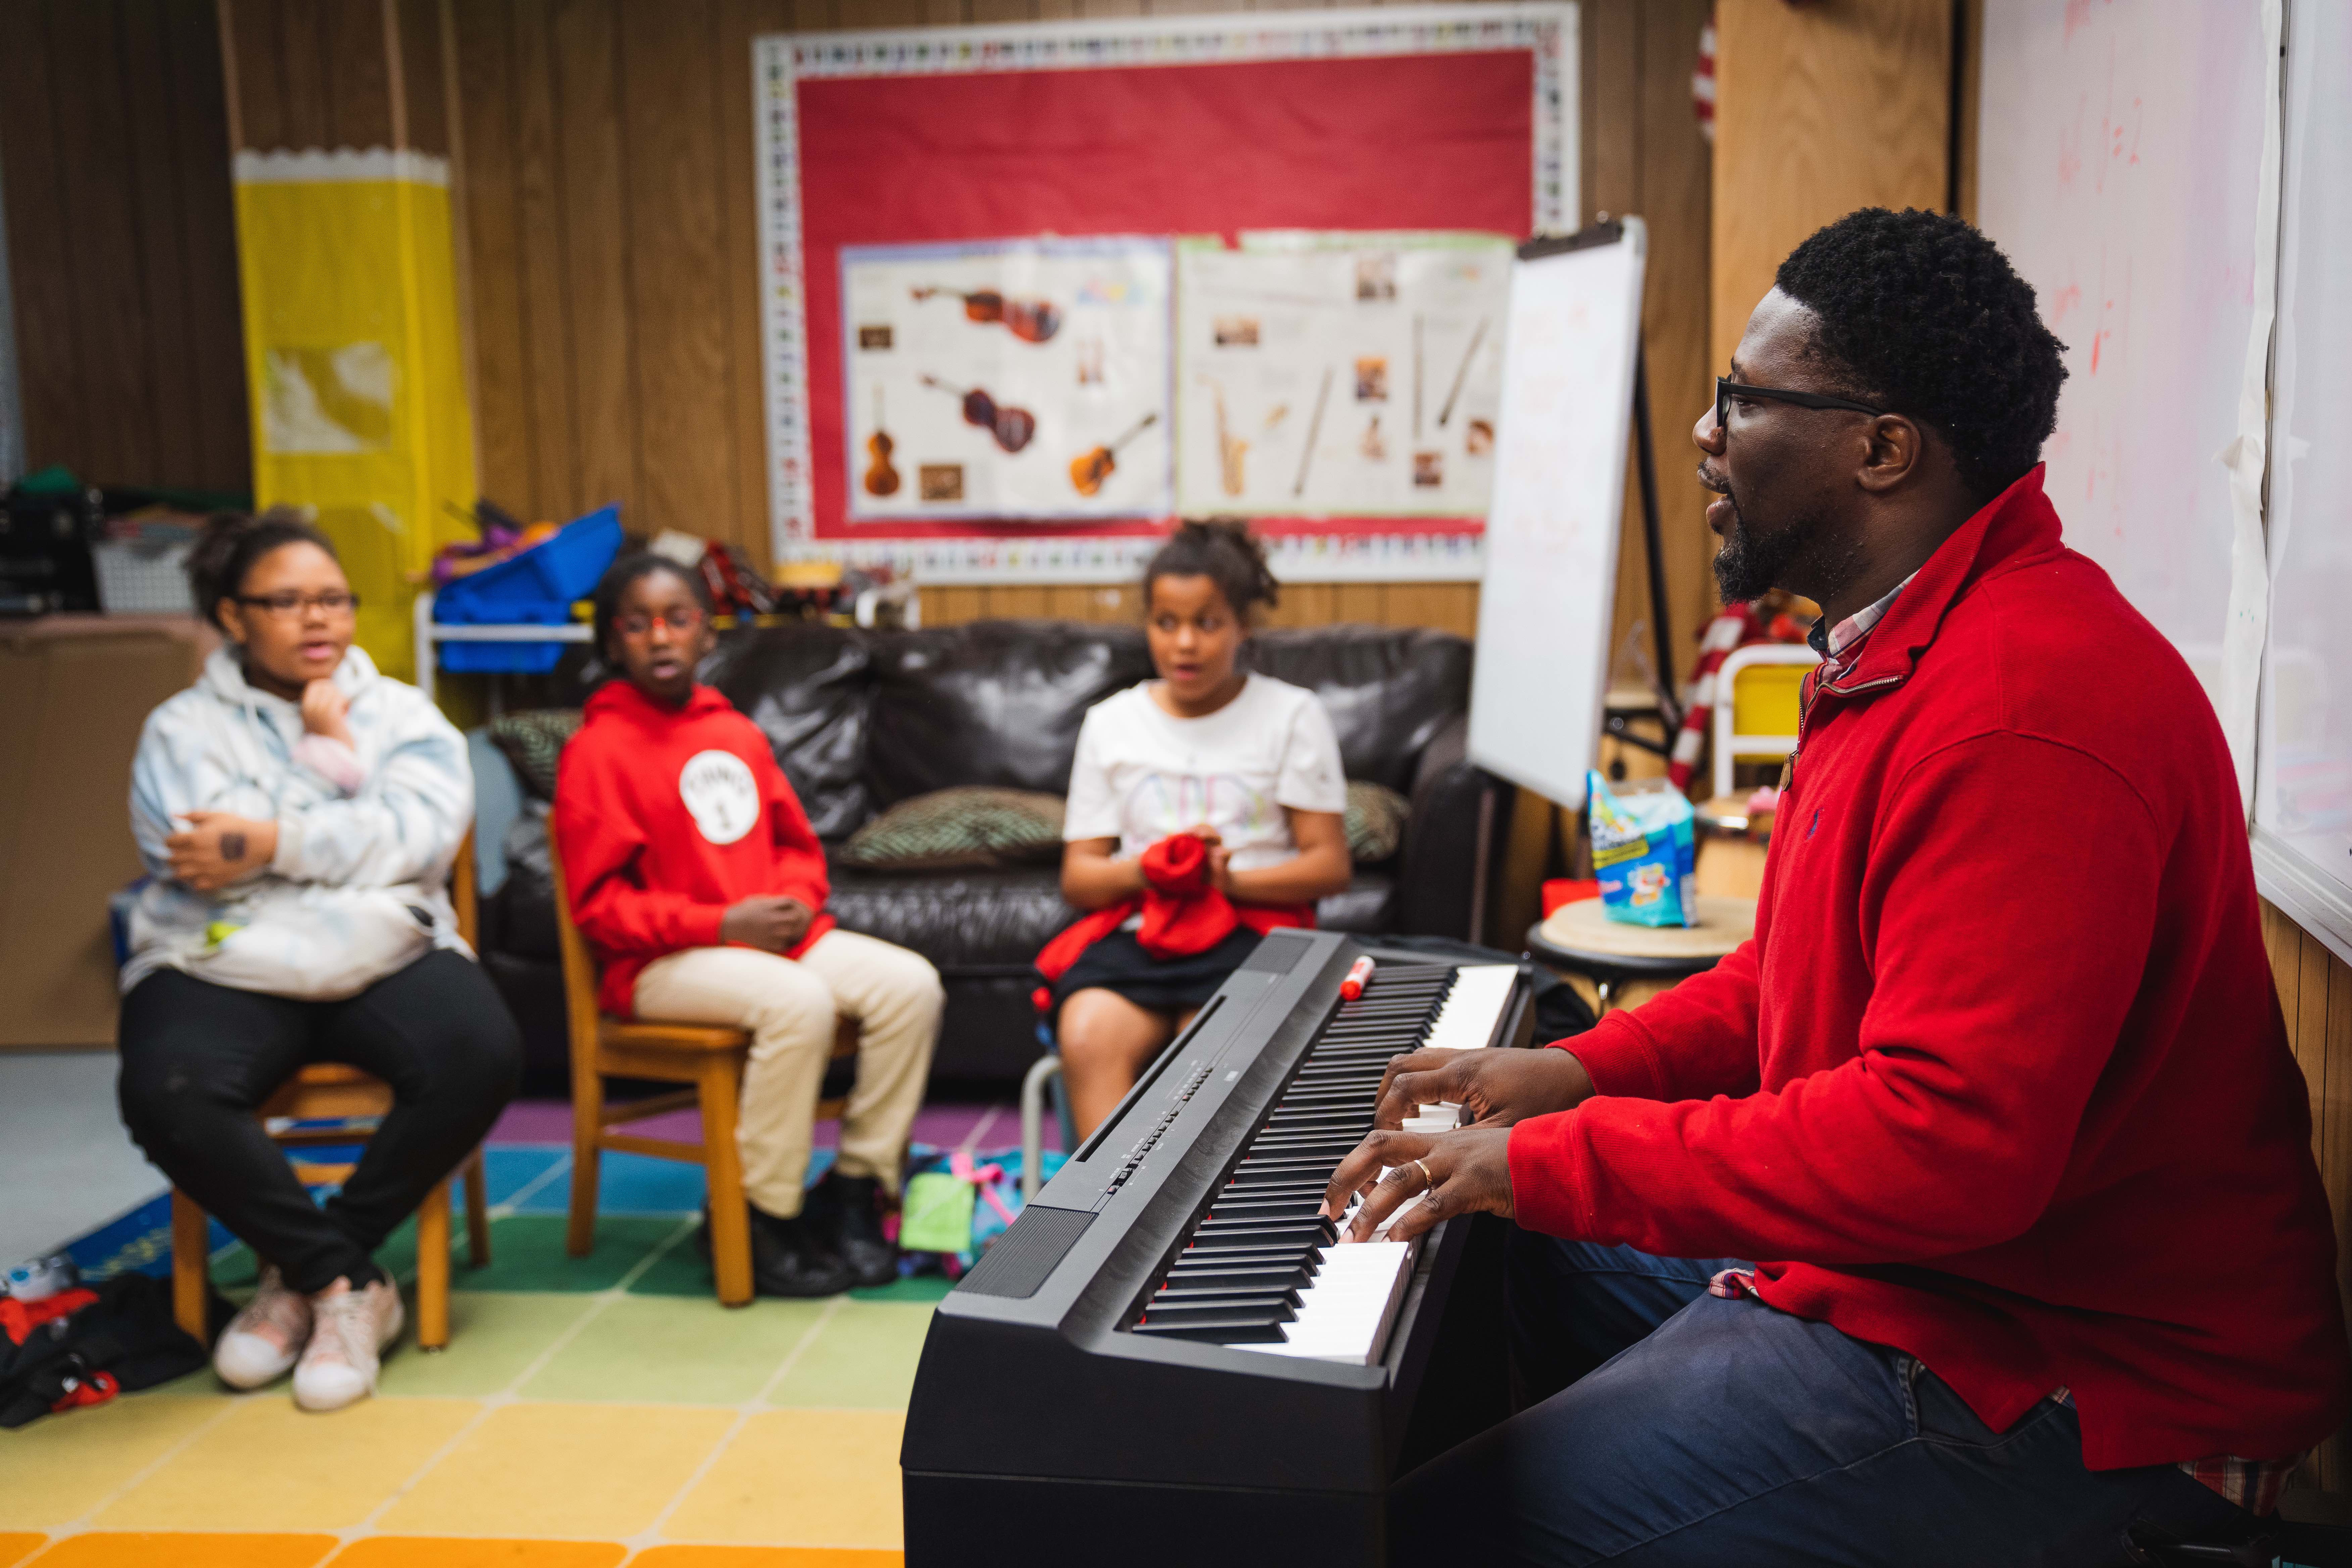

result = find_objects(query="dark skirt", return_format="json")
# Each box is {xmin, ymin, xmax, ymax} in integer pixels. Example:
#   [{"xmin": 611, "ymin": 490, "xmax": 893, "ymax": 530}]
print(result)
[{"xmin": 1047, "ymin": 926, "xmax": 1264, "ymax": 1017}]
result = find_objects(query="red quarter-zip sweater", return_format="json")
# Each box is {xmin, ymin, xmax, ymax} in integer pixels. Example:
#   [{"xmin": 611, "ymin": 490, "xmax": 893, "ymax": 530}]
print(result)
[
  {"xmin": 1508, "ymin": 468, "xmax": 2349, "ymax": 1471},
  {"xmin": 553, "ymin": 679, "xmax": 834, "ymax": 1018}
]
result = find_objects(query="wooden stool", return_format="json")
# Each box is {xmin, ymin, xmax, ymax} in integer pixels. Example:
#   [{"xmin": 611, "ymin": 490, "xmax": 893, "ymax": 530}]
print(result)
[
  {"xmin": 1526, "ymin": 895, "xmax": 1757, "ymax": 1014},
  {"xmin": 169, "ymin": 833, "xmax": 493, "ymax": 1351},
  {"xmin": 547, "ymin": 817, "xmax": 857, "ymax": 1308}
]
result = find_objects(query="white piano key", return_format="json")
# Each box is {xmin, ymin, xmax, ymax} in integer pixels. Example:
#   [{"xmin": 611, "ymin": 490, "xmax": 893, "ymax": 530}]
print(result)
[
  {"xmin": 1423, "ymin": 964, "xmax": 1518, "ymax": 1051},
  {"xmin": 1231, "ymin": 1241, "xmax": 1413, "ymax": 1364}
]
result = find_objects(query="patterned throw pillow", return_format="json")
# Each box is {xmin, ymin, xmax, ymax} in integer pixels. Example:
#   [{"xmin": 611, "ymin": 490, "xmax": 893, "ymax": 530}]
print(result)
[
  {"xmin": 1345, "ymin": 779, "xmax": 1412, "ymax": 865},
  {"xmin": 837, "ymin": 787, "xmax": 1068, "ymax": 872},
  {"xmin": 486, "ymin": 708, "xmax": 585, "ymax": 801}
]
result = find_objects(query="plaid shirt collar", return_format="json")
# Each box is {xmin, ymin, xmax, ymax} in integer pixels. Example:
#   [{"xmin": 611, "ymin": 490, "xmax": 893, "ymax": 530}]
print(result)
[{"xmin": 1807, "ymin": 572, "xmax": 1918, "ymax": 671}]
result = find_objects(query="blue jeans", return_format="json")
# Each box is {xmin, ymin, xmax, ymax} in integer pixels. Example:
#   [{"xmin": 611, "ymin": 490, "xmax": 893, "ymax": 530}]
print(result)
[{"xmin": 1389, "ymin": 1235, "xmax": 2250, "ymax": 1566}]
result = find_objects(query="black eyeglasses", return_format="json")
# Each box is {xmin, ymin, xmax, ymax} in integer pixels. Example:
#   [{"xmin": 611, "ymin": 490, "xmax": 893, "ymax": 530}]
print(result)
[
  {"xmin": 235, "ymin": 590, "xmax": 361, "ymax": 619},
  {"xmin": 1715, "ymin": 377, "xmax": 1888, "ymax": 432}
]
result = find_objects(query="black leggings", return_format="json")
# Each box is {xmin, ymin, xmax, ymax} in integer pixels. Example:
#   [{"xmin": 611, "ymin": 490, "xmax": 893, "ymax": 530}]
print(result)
[{"xmin": 117, "ymin": 951, "xmax": 523, "ymax": 1294}]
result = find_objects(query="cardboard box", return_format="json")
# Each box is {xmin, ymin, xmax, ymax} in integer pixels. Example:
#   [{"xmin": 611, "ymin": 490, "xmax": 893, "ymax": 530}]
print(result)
[{"xmin": 0, "ymin": 616, "xmax": 210, "ymax": 1048}]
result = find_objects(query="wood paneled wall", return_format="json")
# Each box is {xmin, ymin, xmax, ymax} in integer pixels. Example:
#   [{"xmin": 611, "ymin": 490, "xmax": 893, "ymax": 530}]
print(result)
[
  {"xmin": 920, "ymin": 579, "xmax": 1481, "ymax": 638},
  {"xmin": 2264, "ymin": 901, "xmax": 2352, "ymax": 1489},
  {"xmin": 0, "ymin": 0, "xmax": 249, "ymax": 493},
  {"xmin": 1709, "ymin": 0, "xmax": 1952, "ymax": 377}
]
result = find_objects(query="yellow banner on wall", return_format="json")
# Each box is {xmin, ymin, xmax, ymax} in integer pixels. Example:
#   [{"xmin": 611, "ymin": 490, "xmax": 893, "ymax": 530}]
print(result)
[{"xmin": 233, "ymin": 148, "xmax": 475, "ymax": 683}]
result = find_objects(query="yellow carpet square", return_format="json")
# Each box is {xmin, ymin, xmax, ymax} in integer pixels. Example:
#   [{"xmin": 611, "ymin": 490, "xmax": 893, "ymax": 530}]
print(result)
[
  {"xmin": 521, "ymin": 1295, "xmax": 824, "ymax": 1406},
  {"xmin": 328, "ymin": 1539, "xmax": 627, "ymax": 1567},
  {"xmin": 29, "ymin": 1533, "xmax": 336, "ymax": 1568},
  {"xmin": 375, "ymin": 1293, "xmax": 601, "ymax": 1399},
  {"xmin": 376, "ymin": 1402, "xmax": 734, "ymax": 1540},
  {"xmin": 662, "ymin": 1409, "xmax": 905, "ymax": 1550},
  {"xmin": 92, "ymin": 1397, "xmax": 479, "ymax": 1533},
  {"xmin": 764, "ymin": 1305, "xmax": 932, "ymax": 1411},
  {"xmin": 0, "ymin": 1395, "xmax": 231, "ymax": 1529},
  {"xmin": 634, "ymin": 1551, "xmax": 902, "ymax": 1567}
]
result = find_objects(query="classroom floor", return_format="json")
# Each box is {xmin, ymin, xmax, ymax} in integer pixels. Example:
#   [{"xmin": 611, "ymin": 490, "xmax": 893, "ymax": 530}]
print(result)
[{"xmin": 0, "ymin": 1098, "xmax": 1030, "ymax": 1568}]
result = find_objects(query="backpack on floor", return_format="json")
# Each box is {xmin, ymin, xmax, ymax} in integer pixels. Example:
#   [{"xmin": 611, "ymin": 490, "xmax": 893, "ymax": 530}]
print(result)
[{"xmin": 0, "ymin": 1273, "xmax": 212, "ymax": 1429}]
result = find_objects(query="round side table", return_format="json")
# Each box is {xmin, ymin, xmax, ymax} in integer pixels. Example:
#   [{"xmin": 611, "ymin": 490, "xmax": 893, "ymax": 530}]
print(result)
[{"xmin": 1526, "ymin": 896, "xmax": 1757, "ymax": 1014}]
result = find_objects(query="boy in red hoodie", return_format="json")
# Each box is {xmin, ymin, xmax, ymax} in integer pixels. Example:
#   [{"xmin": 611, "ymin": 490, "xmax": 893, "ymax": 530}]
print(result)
[{"xmin": 554, "ymin": 555, "xmax": 941, "ymax": 1296}]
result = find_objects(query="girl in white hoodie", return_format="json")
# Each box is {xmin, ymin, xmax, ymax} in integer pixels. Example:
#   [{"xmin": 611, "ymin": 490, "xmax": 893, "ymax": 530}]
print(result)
[{"xmin": 118, "ymin": 509, "xmax": 519, "ymax": 1412}]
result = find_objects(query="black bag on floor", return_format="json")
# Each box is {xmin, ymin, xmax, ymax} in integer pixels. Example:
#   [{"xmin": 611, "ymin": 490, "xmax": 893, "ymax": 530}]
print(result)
[
  {"xmin": 0, "ymin": 1273, "xmax": 214, "ymax": 1429},
  {"xmin": 1366, "ymin": 934, "xmax": 1597, "ymax": 1044}
]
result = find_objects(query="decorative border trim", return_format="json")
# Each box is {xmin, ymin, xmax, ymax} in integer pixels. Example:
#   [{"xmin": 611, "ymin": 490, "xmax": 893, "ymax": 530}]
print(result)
[
  {"xmin": 753, "ymin": 3, "xmax": 1575, "ymax": 582},
  {"xmin": 233, "ymin": 148, "xmax": 450, "ymax": 187}
]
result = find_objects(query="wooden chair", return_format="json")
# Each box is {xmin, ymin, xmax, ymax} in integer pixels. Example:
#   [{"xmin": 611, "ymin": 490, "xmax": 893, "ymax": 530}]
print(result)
[
  {"xmin": 170, "ymin": 833, "xmax": 492, "ymax": 1352},
  {"xmin": 545, "ymin": 815, "xmax": 856, "ymax": 1308}
]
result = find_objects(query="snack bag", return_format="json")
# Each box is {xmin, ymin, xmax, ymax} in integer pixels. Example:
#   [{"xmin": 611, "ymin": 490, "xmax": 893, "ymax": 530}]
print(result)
[{"xmin": 1586, "ymin": 771, "xmax": 1699, "ymax": 928}]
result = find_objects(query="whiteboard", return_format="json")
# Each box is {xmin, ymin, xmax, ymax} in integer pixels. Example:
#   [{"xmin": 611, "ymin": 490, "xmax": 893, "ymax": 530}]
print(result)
[
  {"xmin": 1468, "ymin": 219, "xmax": 1646, "ymax": 809},
  {"xmin": 1975, "ymin": 1, "xmax": 2269, "ymax": 700},
  {"xmin": 2254, "ymin": 0, "xmax": 2352, "ymax": 961}
]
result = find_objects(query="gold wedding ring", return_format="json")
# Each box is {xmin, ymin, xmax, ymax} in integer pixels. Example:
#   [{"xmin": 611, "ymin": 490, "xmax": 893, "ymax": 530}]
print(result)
[{"xmin": 1411, "ymin": 1158, "xmax": 1435, "ymax": 1192}]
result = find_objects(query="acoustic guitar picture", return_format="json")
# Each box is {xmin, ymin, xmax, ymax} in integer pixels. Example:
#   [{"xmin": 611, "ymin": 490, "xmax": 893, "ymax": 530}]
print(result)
[
  {"xmin": 921, "ymin": 374, "xmax": 1037, "ymax": 454},
  {"xmin": 910, "ymin": 287, "xmax": 1063, "ymax": 345},
  {"xmin": 1067, "ymin": 411, "xmax": 1159, "ymax": 497},
  {"xmin": 863, "ymin": 387, "xmax": 901, "ymax": 497}
]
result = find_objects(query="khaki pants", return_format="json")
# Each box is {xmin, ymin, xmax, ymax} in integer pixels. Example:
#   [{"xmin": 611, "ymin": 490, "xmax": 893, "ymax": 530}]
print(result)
[{"xmin": 633, "ymin": 930, "xmax": 942, "ymax": 1218}]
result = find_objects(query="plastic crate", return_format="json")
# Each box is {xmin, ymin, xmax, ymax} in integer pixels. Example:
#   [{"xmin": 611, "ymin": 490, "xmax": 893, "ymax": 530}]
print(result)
[
  {"xmin": 433, "ymin": 504, "xmax": 622, "ymax": 674},
  {"xmin": 93, "ymin": 538, "xmax": 195, "ymax": 615}
]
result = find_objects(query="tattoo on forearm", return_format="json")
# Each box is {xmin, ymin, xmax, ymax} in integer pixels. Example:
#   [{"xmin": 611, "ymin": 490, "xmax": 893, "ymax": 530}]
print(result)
[{"xmin": 220, "ymin": 832, "xmax": 247, "ymax": 862}]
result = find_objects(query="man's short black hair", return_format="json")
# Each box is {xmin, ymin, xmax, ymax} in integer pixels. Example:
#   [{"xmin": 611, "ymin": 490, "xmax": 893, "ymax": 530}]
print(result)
[{"xmin": 1774, "ymin": 207, "xmax": 2067, "ymax": 503}]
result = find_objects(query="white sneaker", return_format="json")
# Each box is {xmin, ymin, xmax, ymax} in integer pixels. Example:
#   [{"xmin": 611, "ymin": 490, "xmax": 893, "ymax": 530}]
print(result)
[
  {"xmin": 212, "ymin": 1266, "xmax": 312, "ymax": 1389},
  {"xmin": 290, "ymin": 1276, "xmax": 404, "ymax": 1412}
]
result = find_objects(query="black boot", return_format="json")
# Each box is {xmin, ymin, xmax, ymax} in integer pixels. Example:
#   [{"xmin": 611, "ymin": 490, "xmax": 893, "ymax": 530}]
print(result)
[
  {"xmin": 746, "ymin": 1203, "xmax": 855, "ymax": 1298},
  {"xmin": 818, "ymin": 1171, "xmax": 901, "ymax": 1289}
]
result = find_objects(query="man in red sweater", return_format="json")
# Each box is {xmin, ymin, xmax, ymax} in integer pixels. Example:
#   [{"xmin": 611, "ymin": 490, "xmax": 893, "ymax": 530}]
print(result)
[{"xmin": 1333, "ymin": 210, "xmax": 2348, "ymax": 1563}]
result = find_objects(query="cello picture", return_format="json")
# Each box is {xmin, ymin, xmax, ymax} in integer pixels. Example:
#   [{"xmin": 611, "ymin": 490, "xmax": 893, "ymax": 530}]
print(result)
[
  {"xmin": 1067, "ymin": 411, "xmax": 1159, "ymax": 498},
  {"xmin": 921, "ymin": 375, "xmax": 1037, "ymax": 454},
  {"xmin": 864, "ymin": 387, "xmax": 901, "ymax": 497},
  {"xmin": 910, "ymin": 286, "xmax": 1062, "ymax": 345}
]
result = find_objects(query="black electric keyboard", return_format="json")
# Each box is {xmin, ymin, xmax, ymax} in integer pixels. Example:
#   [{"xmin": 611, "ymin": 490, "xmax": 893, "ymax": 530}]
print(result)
[{"xmin": 902, "ymin": 929, "xmax": 1537, "ymax": 1567}]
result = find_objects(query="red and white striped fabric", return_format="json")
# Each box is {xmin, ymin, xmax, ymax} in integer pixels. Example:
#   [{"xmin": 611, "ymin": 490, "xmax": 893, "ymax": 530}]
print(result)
[
  {"xmin": 1693, "ymin": 15, "xmax": 1717, "ymax": 142},
  {"xmin": 1667, "ymin": 600, "xmax": 1763, "ymax": 790}
]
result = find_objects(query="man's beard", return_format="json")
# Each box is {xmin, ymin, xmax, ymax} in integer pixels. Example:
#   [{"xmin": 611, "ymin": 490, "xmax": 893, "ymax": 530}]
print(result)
[{"xmin": 1709, "ymin": 488, "xmax": 1817, "ymax": 603}]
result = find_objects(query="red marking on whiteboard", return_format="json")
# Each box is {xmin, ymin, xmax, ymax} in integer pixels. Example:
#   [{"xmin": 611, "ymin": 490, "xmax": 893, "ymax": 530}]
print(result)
[{"xmin": 2051, "ymin": 283, "xmax": 2082, "ymax": 322}]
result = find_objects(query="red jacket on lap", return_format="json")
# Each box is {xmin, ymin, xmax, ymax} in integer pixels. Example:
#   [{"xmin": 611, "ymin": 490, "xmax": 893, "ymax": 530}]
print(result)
[
  {"xmin": 554, "ymin": 680, "xmax": 834, "ymax": 1018},
  {"xmin": 1507, "ymin": 468, "xmax": 2349, "ymax": 1471}
]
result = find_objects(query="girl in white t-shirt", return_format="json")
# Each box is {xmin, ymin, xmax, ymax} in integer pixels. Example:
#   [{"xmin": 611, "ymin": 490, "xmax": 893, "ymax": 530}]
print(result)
[{"xmin": 1051, "ymin": 520, "xmax": 1353, "ymax": 1135}]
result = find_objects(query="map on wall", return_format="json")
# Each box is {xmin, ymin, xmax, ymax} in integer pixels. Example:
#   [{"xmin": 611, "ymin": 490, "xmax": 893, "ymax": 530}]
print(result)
[
  {"xmin": 1175, "ymin": 233, "xmax": 1513, "ymax": 519},
  {"xmin": 841, "ymin": 237, "xmax": 1173, "ymax": 522}
]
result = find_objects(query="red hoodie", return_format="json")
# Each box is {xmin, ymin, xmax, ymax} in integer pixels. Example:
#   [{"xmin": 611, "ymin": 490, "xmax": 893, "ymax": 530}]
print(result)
[
  {"xmin": 1508, "ymin": 468, "xmax": 2349, "ymax": 1471},
  {"xmin": 553, "ymin": 680, "xmax": 834, "ymax": 1018}
]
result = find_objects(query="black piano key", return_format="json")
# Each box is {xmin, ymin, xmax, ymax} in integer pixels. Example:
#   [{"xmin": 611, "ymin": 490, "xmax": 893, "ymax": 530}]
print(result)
[
  {"xmin": 1160, "ymin": 1266, "xmax": 1311, "ymax": 1292},
  {"xmin": 1176, "ymin": 1245, "xmax": 1319, "ymax": 1268},
  {"xmin": 1157, "ymin": 1288, "xmax": 1308, "ymax": 1316},
  {"xmin": 1241, "ymin": 1138, "xmax": 1364, "ymax": 1157},
  {"xmin": 1131, "ymin": 1316, "xmax": 1290, "ymax": 1343},
  {"xmin": 1208, "ymin": 1194, "xmax": 1329, "ymax": 1215},
  {"xmin": 1220, "ymin": 1187, "xmax": 1332, "ymax": 1206},
  {"xmin": 1192, "ymin": 1218, "xmax": 1337, "ymax": 1244}
]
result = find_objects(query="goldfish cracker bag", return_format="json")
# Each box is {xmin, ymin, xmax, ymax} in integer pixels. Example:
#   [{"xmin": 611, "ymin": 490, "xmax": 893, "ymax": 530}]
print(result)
[{"xmin": 1586, "ymin": 771, "xmax": 1698, "ymax": 929}]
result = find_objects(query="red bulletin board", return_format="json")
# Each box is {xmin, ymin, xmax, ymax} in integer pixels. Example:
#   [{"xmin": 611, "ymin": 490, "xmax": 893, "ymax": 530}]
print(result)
[{"xmin": 755, "ymin": 6, "xmax": 1577, "ymax": 580}]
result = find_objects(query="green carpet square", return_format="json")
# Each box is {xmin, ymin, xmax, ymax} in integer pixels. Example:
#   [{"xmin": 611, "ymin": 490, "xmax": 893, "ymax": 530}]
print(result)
[
  {"xmin": 376, "ymin": 1291, "xmax": 599, "ymax": 1396},
  {"xmin": 764, "ymin": 1302, "xmax": 935, "ymax": 1410},
  {"xmin": 522, "ymin": 1294, "xmax": 826, "ymax": 1405}
]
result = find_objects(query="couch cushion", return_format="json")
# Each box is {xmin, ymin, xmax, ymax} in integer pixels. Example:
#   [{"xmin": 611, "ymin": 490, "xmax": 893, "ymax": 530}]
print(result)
[
  {"xmin": 836, "ymin": 787, "xmax": 1066, "ymax": 872},
  {"xmin": 1318, "ymin": 872, "xmax": 1397, "ymax": 933},
  {"xmin": 1244, "ymin": 626, "xmax": 1473, "ymax": 794},
  {"xmin": 826, "ymin": 865, "xmax": 1077, "ymax": 971},
  {"xmin": 1345, "ymin": 780, "xmax": 1411, "ymax": 864},
  {"xmin": 485, "ymin": 708, "xmax": 582, "ymax": 801},
  {"xmin": 703, "ymin": 625, "xmax": 877, "ymax": 841},
  {"xmin": 862, "ymin": 621, "xmax": 1154, "ymax": 807}
]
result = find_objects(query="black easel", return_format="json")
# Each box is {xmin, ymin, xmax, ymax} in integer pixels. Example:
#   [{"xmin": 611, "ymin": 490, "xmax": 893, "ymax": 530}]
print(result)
[{"xmin": 1515, "ymin": 220, "xmax": 1683, "ymax": 752}]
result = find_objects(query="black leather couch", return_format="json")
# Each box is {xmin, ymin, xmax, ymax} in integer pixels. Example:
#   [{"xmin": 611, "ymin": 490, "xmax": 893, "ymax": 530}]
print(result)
[{"xmin": 477, "ymin": 619, "xmax": 1509, "ymax": 1085}]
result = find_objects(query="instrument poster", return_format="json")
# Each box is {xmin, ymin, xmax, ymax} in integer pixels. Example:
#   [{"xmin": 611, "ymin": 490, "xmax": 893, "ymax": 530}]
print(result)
[
  {"xmin": 841, "ymin": 238, "xmax": 1174, "ymax": 523},
  {"xmin": 1175, "ymin": 234, "xmax": 1513, "ymax": 519}
]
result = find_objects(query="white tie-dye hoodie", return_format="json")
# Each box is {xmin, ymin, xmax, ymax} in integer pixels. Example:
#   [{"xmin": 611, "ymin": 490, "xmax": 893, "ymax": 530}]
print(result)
[{"xmin": 122, "ymin": 644, "xmax": 475, "ymax": 996}]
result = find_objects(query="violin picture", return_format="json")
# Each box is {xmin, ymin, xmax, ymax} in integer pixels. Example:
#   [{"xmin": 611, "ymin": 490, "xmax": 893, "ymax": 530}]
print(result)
[
  {"xmin": 863, "ymin": 387, "xmax": 901, "ymax": 498},
  {"xmin": 921, "ymin": 374, "xmax": 1037, "ymax": 454},
  {"xmin": 911, "ymin": 286, "xmax": 1062, "ymax": 345},
  {"xmin": 1067, "ymin": 411, "xmax": 1159, "ymax": 498}
]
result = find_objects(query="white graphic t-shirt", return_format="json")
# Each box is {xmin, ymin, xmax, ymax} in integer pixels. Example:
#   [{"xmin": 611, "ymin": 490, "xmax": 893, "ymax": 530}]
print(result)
[{"xmin": 1063, "ymin": 675, "xmax": 1348, "ymax": 872}]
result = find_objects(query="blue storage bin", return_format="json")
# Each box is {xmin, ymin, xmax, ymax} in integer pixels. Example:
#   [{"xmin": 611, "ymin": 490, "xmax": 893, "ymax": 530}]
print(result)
[{"xmin": 433, "ymin": 504, "xmax": 623, "ymax": 674}]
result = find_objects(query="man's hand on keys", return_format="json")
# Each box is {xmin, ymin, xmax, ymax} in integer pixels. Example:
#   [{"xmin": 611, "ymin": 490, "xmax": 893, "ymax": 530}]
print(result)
[{"xmin": 1372, "ymin": 1045, "xmax": 1597, "ymax": 1131}]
